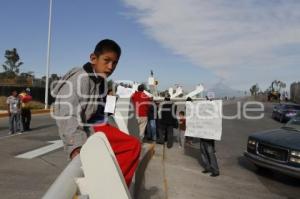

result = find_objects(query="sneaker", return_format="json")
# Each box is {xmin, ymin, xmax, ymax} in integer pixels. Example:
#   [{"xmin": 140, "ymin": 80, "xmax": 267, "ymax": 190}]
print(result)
[
  {"xmin": 8, "ymin": 132, "xmax": 13, "ymax": 135},
  {"xmin": 210, "ymin": 173, "xmax": 220, "ymax": 177}
]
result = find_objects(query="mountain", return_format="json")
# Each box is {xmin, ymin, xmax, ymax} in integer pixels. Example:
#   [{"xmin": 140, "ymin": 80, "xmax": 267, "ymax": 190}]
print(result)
[{"xmin": 205, "ymin": 82, "xmax": 245, "ymax": 98}]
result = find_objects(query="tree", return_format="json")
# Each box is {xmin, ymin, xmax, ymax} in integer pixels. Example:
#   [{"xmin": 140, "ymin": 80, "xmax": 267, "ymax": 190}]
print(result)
[
  {"xmin": 250, "ymin": 84, "xmax": 259, "ymax": 96},
  {"xmin": 2, "ymin": 48, "xmax": 23, "ymax": 76},
  {"xmin": 20, "ymin": 71, "xmax": 34, "ymax": 78},
  {"xmin": 270, "ymin": 80, "xmax": 286, "ymax": 93}
]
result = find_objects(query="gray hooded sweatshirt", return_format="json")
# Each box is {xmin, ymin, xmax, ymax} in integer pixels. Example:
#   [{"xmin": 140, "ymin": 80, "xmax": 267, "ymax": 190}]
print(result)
[{"xmin": 52, "ymin": 63, "xmax": 107, "ymax": 156}]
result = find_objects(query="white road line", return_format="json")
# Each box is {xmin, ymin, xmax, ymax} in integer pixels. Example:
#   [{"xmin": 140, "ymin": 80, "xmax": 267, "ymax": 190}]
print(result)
[
  {"xmin": 0, "ymin": 133, "xmax": 22, "ymax": 140},
  {"xmin": 15, "ymin": 140, "xmax": 63, "ymax": 159}
]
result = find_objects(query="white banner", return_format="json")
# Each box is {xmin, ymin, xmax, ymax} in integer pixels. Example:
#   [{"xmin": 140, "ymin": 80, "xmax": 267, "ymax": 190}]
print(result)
[
  {"xmin": 185, "ymin": 100, "xmax": 222, "ymax": 140},
  {"xmin": 148, "ymin": 77, "xmax": 155, "ymax": 85}
]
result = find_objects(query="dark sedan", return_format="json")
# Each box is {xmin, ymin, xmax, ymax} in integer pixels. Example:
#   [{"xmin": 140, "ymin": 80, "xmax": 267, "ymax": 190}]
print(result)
[
  {"xmin": 244, "ymin": 116, "xmax": 300, "ymax": 178},
  {"xmin": 272, "ymin": 103, "xmax": 300, "ymax": 123}
]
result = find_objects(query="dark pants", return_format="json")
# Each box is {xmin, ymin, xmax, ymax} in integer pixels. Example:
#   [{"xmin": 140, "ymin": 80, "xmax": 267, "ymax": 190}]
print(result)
[
  {"xmin": 200, "ymin": 139, "xmax": 219, "ymax": 175},
  {"xmin": 158, "ymin": 124, "xmax": 174, "ymax": 148},
  {"xmin": 21, "ymin": 108, "xmax": 31, "ymax": 131}
]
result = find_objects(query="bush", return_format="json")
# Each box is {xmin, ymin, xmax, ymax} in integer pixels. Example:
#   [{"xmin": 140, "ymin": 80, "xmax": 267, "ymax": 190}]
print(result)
[
  {"xmin": 0, "ymin": 96, "xmax": 44, "ymax": 110},
  {"xmin": 0, "ymin": 96, "xmax": 7, "ymax": 110}
]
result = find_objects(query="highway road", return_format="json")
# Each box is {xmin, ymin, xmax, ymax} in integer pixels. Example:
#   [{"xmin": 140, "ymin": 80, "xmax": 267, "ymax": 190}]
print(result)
[{"xmin": 0, "ymin": 100, "xmax": 299, "ymax": 199}]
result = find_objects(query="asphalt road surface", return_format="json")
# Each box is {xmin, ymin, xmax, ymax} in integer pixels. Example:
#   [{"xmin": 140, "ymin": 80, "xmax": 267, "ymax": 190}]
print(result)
[{"xmin": 0, "ymin": 100, "xmax": 299, "ymax": 199}]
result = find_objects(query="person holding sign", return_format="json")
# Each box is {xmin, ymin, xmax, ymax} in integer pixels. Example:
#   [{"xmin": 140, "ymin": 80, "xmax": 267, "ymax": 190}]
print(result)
[
  {"xmin": 185, "ymin": 98, "xmax": 221, "ymax": 177},
  {"xmin": 200, "ymin": 139, "xmax": 219, "ymax": 177}
]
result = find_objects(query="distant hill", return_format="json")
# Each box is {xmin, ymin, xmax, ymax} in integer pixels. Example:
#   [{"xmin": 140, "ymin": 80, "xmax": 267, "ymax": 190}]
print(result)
[{"xmin": 205, "ymin": 82, "xmax": 245, "ymax": 98}]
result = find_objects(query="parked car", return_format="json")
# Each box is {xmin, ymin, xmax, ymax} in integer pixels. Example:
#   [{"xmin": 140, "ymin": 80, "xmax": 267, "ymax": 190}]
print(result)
[
  {"xmin": 244, "ymin": 116, "xmax": 300, "ymax": 178},
  {"xmin": 272, "ymin": 103, "xmax": 300, "ymax": 123}
]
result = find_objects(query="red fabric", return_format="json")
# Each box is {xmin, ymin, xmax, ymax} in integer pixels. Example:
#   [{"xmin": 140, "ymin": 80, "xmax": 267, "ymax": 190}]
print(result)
[
  {"xmin": 93, "ymin": 124, "xmax": 141, "ymax": 187},
  {"xmin": 179, "ymin": 118, "xmax": 186, "ymax": 131},
  {"xmin": 19, "ymin": 93, "xmax": 32, "ymax": 103},
  {"xmin": 131, "ymin": 91, "xmax": 151, "ymax": 117}
]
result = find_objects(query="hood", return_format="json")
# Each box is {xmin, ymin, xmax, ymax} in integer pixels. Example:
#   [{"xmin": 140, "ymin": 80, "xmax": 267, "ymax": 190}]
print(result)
[{"xmin": 250, "ymin": 128, "xmax": 300, "ymax": 150}]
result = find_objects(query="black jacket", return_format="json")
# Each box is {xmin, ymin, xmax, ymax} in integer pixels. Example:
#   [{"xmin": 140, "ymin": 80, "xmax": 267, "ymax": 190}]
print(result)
[{"xmin": 158, "ymin": 101, "xmax": 177, "ymax": 127}]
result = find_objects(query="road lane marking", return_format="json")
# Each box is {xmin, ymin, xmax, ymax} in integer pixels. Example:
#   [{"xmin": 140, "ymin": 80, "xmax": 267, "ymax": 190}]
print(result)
[
  {"xmin": 0, "ymin": 132, "xmax": 23, "ymax": 140},
  {"xmin": 15, "ymin": 140, "xmax": 63, "ymax": 159}
]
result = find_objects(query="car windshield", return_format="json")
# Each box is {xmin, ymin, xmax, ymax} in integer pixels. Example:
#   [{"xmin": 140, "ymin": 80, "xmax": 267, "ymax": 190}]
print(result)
[
  {"xmin": 282, "ymin": 117, "xmax": 300, "ymax": 132},
  {"xmin": 283, "ymin": 105, "xmax": 300, "ymax": 110}
]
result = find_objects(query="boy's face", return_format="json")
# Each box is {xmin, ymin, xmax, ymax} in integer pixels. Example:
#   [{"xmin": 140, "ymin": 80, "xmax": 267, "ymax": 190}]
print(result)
[{"xmin": 90, "ymin": 51, "xmax": 119, "ymax": 78}]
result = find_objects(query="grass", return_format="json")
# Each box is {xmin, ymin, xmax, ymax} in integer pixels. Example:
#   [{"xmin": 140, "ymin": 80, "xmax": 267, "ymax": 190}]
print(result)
[{"xmin": 0, "ymin": 96, "xmax": 45, "ymax": 110}]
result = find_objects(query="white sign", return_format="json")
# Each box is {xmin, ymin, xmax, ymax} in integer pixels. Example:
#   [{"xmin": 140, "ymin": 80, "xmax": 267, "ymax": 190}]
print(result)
[
  {"xmin": 168, "ymin": 87, "xmax": 174, "ymax": 97},
  {"xmin": 185, "ymin": 100, "xmax": 222, "ymax": 140},
  {"xmin": 104, "ymin": 95, "xmax": 117, "ymax": 114},
  {"xmin": 116, "ymin": 85, "xmax": 134, "ymax": 98},
  {"xmin": 143, "ymin": 90, "xmax": 153, "ymax": 98},
  {"xmin": 185, "ymin": 84, "xmax": 204, "ymax": 98},
  {"xmin": 148, "ymin": 77, "xmax": 155, "ymax": 85},
  {"xmin": 172, "ymin": 86, "xmax": 183, "ymax": 98}
]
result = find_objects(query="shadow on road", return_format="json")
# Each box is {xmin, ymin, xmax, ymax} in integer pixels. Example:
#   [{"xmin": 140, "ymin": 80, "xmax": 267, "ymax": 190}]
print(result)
[
  {"xmin": 139, "ymin": 186, "xmax": 160, "ymax": 199},
  {"xmin": 184, "ymin": 141, "xmax": 208, "ymax": 170},
  {"xmin": 30, "ymin": 124, "xmax": 56, "ymax": 131},
  {"xmin": 238, "ymin": 156, "xmax": 300, "ymax": 198}
]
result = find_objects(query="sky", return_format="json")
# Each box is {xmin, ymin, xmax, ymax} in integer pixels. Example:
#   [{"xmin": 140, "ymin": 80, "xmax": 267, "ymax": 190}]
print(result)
[{"xmin": 0, "ymin": 0, "xmax": 300, "ymax": 92}]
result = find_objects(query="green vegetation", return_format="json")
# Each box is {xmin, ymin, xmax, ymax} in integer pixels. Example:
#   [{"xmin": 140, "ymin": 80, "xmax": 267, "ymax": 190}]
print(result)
[
  {"xmin": 249, "ymin": 84, "xmax": 259, "ymax": 96},
  {"xmin": 0, "ymin": 96, "xmax": 44, "ymax": 110}
]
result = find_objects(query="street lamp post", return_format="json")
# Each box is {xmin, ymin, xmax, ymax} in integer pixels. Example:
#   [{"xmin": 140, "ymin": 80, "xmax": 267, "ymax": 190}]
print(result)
[{"xmin": 45, "ymin": 0, "xmax": 53, "ymax": 109}]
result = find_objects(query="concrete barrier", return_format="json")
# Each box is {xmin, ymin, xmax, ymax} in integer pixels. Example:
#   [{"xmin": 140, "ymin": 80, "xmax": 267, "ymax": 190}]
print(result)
[{"xmin": 42, "ymin": 155, "xmax": 83, "ymax": 199}]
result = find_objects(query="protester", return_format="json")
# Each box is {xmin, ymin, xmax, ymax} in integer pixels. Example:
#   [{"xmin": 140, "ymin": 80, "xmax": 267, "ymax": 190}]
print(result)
[
  {"xmin": 200, "ymin": 139, "xmax": 220, "ymax": 177},
  {"xmin": 284, "ymin": 91, "xmax": 289, "ymax": 102},
  {"xmin": 53, "ymin": 39, "xmax": 141, "ymax": 186},
  {"xmin": 131, "ymin": 84, "xmax": 151, "ymax": 140},
  {"xmin": 157, "ymin": 95, "xmax": 177, "ymax": 148},
  {"xmin": 178, "ymin": 111, "xmax": 186, "ymax": 148},
  {"xmin": 199, "ymin": 97, "xmax": 220, "ymax": 177},
  {"xmin": 146, "ymin": 102, "xmax": 157, "ymax": 141},
  {"xmin": 7, "ymin": 90, "xmax": 22, "ymax": 134},
  {"xmin": 185, "ymin": 97, "xmax": 193, "ymax": 145},
  {"xmin": 19, "ymin": 88, "xmax": 32, "ymax": 131}
]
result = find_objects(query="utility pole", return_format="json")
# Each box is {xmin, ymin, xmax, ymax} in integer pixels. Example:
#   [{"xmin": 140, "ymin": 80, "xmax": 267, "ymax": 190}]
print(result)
[{"xmin": 45, "ymin": 0, "xmax": 53, "ymax": 109}]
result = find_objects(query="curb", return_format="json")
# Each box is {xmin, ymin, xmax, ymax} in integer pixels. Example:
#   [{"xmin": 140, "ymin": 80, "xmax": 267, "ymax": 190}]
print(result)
[{"xmin": 0, "ymin": 109, "xmax": 51, "ymax": 118}]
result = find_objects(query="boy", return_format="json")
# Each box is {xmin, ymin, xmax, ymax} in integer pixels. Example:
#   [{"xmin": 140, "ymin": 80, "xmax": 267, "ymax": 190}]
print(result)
[
  {"xmin": 53, "ymin": 39, "xmax": 141, "ymax": 186},
  {"xmin": 7, "ymin": 90, "xmax": 22, "ymax": 134}
]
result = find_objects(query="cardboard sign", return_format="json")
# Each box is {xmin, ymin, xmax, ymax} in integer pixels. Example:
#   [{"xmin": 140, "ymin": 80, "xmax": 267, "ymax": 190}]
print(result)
[
  {"xmin": 104, "ymin": 95, "xmax": 117, "ymax": 114},
  {"xmin": 185, "ymin": 100, "xmax": 222, "ymax": 140}
]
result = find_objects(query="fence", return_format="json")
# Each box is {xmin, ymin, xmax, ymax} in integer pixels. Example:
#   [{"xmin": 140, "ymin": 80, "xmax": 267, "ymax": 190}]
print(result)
[
  {"xmin": 290, "ymin": 82, "xmax": 300, "ymax": 104},
  {"xmin": 0, "ymin": 86, "xmax": 55, "ymax": 104}
]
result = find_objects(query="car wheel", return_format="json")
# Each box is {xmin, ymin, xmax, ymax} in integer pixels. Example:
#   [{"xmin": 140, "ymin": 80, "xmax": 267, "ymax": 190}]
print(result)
[
  {"xmin": 254, "ymin": 164, "xmax": 269, "ymax": 172},
  {"xmin": 271, "ymin": 112, "xmax": 275, "ymax": 119},
  {"xmin": 279, "ymin": 115, "xmax": 284, "ymax": 123}
]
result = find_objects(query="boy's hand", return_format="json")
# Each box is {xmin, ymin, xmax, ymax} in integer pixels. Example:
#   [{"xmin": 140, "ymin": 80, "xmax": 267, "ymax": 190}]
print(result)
[{"xmin": 70, "ymin": 148, "xmax": 81, "ymax": 159}]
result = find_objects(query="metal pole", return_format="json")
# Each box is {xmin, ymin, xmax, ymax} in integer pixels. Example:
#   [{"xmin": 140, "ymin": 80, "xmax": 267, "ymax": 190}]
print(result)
[{"xmin": 45, "ymin": 0, "xmax": 53, "ymax": 109}]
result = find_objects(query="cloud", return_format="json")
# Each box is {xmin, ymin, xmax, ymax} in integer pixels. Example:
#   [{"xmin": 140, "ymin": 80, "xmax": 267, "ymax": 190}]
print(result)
[{"xmin": 122, "ymin": 0, "xmax": 300, "ymax": 89}]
